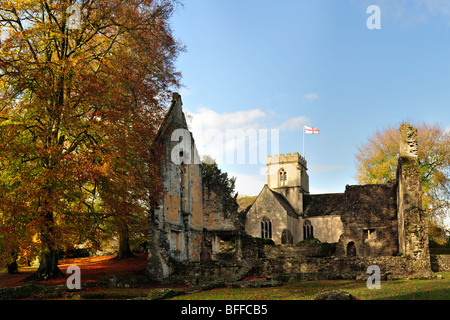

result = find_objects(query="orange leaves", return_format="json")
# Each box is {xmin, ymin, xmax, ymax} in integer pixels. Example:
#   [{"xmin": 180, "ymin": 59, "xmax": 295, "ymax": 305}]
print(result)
[
  {"xmin": 355, "ymin": 122, "xmax": 450, "ymax": 220},
  {"xmin": 0, "ymin": 0, "xmax": 180, "ymax": 269}
]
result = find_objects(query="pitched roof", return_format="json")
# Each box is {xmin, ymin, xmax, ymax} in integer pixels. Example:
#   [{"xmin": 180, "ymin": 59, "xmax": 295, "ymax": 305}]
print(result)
[
  {"xmin": 247, "ymin": 185, "xmax": 298, "ymax": 219},
  {"xmin": 303, "ymin": 193, "xmax": 346, "ymax": 217},
  {"xmin": 268, "ymin": 188, "xmax": 298, "ymax": 217}
]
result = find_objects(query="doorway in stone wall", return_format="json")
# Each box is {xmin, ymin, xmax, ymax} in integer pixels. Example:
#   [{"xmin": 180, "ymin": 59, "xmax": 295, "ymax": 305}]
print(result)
[{"xmin": 346, "ymin": 241, "xmax": 357, "ymax": 256}]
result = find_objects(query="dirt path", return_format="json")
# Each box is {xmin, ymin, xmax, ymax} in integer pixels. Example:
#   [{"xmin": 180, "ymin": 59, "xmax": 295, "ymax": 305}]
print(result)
[{"xmin": 0, "ymin": 254, "xmax": 147, "ymax": 287}]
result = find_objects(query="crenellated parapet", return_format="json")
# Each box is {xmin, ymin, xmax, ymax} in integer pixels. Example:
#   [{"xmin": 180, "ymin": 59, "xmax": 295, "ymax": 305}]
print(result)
[{"xmin": 267, "ymin": 152, "xmax": 307, "ymax": 168}]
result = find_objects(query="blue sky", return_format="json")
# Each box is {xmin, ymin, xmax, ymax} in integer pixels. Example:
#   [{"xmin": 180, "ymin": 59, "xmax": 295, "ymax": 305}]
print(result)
[{"xmin": 170, "ymin": 0, "xmax": 450, "ymax": 197}]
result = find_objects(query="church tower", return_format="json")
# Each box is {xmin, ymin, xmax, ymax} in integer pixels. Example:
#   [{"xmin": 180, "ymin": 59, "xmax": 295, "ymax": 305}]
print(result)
[{"xmin": 266, "ymin": 152, "xmax": 309, "ymax": 214}]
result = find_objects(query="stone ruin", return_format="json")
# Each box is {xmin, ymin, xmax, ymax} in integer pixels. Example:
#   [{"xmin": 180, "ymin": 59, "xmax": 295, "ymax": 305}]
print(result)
[{"xmin": 146, "ymin": 94, "xmax": 443, "ymax": 284}]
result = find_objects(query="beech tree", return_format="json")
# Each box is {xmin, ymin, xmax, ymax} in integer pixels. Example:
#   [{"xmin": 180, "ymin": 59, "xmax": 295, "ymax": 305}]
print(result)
[
  {"xmin": 0, "ymin": 0, "xmax": 182, "ymax": 279},
  {"xmin": 355, "ymin": 122, "xmax": 450, "ymax": 222}
]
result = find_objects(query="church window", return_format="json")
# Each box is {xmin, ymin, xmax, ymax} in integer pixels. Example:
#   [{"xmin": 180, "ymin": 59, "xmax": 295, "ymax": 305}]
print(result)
[
  {"xmin": 261, "ymin": 217, "xmax": 272, "ymax": 239},
  {"xmin": 303, "ymin": 220, "xmax": 314, "ymax": 240},
  {"xmin": 278, "ymin": 168, "xmax": 287, "ymax": 187}
]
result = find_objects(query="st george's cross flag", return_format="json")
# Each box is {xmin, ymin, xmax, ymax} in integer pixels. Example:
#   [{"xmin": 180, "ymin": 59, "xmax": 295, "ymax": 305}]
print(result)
[{"xmin": 304, "ymin": 126, "xmax": 320, "ymax": 134}]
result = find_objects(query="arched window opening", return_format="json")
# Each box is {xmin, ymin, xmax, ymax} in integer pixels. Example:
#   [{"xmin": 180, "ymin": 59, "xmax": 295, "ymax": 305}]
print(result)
[
  {"xmin": 303, "ymin": 220, "xmax": 314, "ymax": 240},
  {"xmin": 261, "ymin": 217, "xmax": 272, "ymax": 239},
  {"xmin": 278, "ymin": 168, "xmax": 287, "ymax": 187}
]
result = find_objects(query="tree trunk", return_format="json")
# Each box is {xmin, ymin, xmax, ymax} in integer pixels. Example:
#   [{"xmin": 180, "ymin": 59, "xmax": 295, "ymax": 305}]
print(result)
[
  {"xmin": 7, "ymin": 254, "xmax": 19, "ymax": 274},
  {"xmin": 7, "ymin": 261, "xmax": 19, "ymax": 274},
  {"xmin": 115, "ymin": 222, "xmax": 135, "ymax": 260},
  {"xmin": 31, "ymin": 208, "xmax": 64, "ymax": 280},
  {"xmin": 35, "ymin": 249, "xmax": 64, "ymax": 280}
]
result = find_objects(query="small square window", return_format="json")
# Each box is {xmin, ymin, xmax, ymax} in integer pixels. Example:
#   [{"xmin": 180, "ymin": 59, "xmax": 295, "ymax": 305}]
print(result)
[{"xmin": 363, "ymin": 229, "xmax": 377, "ymax": 241}]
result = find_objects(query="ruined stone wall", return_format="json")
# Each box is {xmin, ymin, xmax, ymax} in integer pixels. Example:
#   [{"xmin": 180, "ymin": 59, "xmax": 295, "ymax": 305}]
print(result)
[
  {"xmin": 202, "ymin": 186, "xmax": 240, "ymax": 232},
  {"xmin": 264, "ymin": 244, "xmax": 334, "ymax": 259},
  {"xmin": 336, "ymin": 182, "xmax": 399, "ymax": 257},
  {"xmin": 147, "ymin": 93, "xmax": 204, "ymax": 280},
  {"xmin": 397, "ymin": 157, "xmax": 423, "ymax": 255},
  {"xmin": 201, "ymin": 171, "xmax": 243, "ymax": 260},
  {"xmin": 396, "ymin": 124, "xmax": 431, "ymax": 276},
  {"xmin": 166, "ymin": 253, "xmax": 437, "ymax": 285},
  {"xmin": 261, "ymin": 256, "xmax": 412, "ymax": 281},
  {"xmin": 156, "ymin": 95, "xmax": 204, "ymax": 259},
  {"xmin": 166, "ymin": 233, "xmax": 264, "ymax": 285},
  {"xmin": 430, "ymin": 254, "xmax": 450, "ymax": 272}
]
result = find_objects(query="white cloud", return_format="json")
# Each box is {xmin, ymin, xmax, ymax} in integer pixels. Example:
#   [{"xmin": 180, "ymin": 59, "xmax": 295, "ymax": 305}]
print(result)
[
  {"xmin": 186, "ymin": 105, "xmax": 312, "ymax": 166},
  {"xmin": 188, "ymin": 106, "xmax": 265, "ymax": 132},
  {"xmin": 186, "ymin": 106, "xmax": 269, "ymax": 165},
  {"xmin": 279, "ymin": 116, "xmax": 310, "ymax": 132},
  {"xmin": 229, "ymin": 171, "xmax": 266, "ymax": 196},
  {"xmin": 304, "ymin": 93, "xmax": 319, "ymax": 102}
]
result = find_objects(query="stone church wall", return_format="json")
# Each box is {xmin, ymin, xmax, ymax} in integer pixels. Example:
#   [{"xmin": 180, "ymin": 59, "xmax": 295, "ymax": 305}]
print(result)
[
  {"xmin": 300, "ymin": 216, "xmax": 343, "ymax": 243},
  {"xmin": 245, "ymin": 187, "xmax": 290, "ymax": 244}
]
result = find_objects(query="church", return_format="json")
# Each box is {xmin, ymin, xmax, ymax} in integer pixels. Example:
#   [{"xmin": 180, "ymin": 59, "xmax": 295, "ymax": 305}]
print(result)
[
  {"xmin": 245, "ymin": 152, "xmax": 343, "ymax": 246},
  {"xmin": 244, "ymin": 141, "xmax": 418, "ymax": 258}
]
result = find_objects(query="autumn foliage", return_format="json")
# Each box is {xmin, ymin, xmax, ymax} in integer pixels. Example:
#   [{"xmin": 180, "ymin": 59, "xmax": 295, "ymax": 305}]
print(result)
[
  {"xmin": 355, "ymin": 122, "xmax": 450, "ymax": 222},
  {"xmin": 0, "ymin": 0, "xmax": 183, "ymax": 278}
]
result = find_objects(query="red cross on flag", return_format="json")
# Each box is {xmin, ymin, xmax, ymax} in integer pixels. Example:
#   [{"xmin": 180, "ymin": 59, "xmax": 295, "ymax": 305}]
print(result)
[{"xmin": 304, "ymin": 126, "xmax": 320, "ymax": 134}]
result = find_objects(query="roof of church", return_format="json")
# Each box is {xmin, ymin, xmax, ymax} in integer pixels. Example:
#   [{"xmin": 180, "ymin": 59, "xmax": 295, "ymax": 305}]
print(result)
[
  {"xmin": 267, "ymin": 187, "xmax": 298, "ymax": 218},
  {"xmin": 303, "ymin": 193, "xmax": 346, "ymax": 217}
]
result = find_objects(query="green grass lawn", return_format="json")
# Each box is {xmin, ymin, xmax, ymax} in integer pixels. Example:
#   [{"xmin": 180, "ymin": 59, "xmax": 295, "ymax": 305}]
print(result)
[
  {"xmin": 2, "ymin": 265, "xmax": 448, "ymax": 300},
  {"xmin": 172, "ymin": 272, "xmax": 450, "ymax": 300}
]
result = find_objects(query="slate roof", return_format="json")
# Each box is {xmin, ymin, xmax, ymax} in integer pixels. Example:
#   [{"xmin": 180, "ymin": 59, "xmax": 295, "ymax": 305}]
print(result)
[{"xmin": 303, "ymin": 193, "xmax": 346, "ymax": 217}]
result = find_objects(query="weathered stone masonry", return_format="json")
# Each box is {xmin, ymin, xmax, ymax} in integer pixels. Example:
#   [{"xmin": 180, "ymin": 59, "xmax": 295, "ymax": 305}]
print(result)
[
  {"xmin": 147, "ymin": 93, "xmax": 255, "ymax": 281},
  {"xmin": 147, "ymin": 94, "xmax": 439, "ymax": 283}
]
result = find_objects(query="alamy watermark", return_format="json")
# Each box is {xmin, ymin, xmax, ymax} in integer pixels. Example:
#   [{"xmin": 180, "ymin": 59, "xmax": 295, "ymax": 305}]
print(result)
[
  {"xmin": 171, "ymin": 128, "xmax": 280, "ymax": 166},
  {"xmin": 367, "ymin": 5, "xmax": 381, "ymax": 30},
  {"xmin": 67, "ymin": 4, "xmax": 82, "ymax": 30},
  {"xmin": 66, "ymin": 265, "xmax": 81, "ymax": 290},
  {"xmin": 366, "ymin": 265, "xmax": 381, "ymax": 289}
]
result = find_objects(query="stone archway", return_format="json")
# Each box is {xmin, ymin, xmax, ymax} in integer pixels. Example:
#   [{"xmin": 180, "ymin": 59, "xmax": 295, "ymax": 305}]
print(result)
[{"xmin": 346, "ymin": 241, "xmax": 357, "ymax": 256}]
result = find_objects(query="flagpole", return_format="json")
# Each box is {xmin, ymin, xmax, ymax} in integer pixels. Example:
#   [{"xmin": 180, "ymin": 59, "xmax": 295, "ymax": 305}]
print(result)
[{"xmin": 303, "ymin": 126, "xmax": 305, "ymax": 159}]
